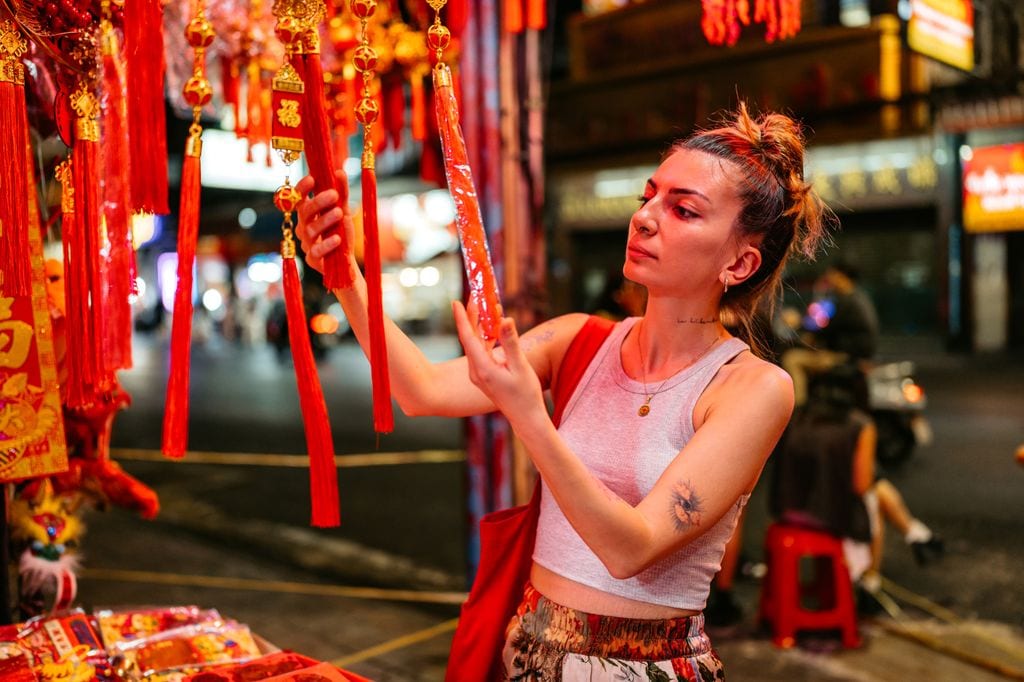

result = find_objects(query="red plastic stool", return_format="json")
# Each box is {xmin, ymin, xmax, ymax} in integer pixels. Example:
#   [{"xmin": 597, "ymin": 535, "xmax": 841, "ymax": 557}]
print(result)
[{"xmin": 758, "ymin": 523, "xmax": 862, "ymax": 649}]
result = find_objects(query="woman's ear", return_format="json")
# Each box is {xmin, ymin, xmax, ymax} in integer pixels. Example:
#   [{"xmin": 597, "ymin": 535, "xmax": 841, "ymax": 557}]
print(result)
[{"xmin": 723, "ymin": 243, "xmax": 763, "ymax": 287}]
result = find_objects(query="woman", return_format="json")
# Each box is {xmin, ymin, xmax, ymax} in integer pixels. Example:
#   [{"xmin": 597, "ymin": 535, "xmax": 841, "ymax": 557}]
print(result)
[
  {"xmin": 296, "ymin": 104, "xmax": 828, "ymax": 680},
  {"xmin": 772, "ymin": 365, "xmax": 944, "ymax": 603}
]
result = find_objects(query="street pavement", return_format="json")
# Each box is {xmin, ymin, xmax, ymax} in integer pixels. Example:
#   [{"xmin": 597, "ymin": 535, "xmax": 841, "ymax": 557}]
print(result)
[{"xmin": 68, "ymin": 332, "xmax": 1024, "ymax": 680}]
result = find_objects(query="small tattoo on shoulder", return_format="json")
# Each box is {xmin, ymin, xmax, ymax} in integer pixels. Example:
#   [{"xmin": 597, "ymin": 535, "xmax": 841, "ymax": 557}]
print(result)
[
  {"xmin": 677, "ymin": 317, "xmax": 719, "ymax": 325},
  {"xmin": 669, "ymin": 480, "xmax": 704, "ymax": 531},
  {"xmin": 520, "ymin": 327, "xmax": 555, "ymax": 352}
]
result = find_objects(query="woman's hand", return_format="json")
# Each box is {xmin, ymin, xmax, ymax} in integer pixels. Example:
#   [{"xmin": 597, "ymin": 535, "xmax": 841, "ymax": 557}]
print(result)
[
  {"xmin": 452, "ymin": 300, "xmax": 546, "ymax": 426},
  {"xmin": 295, "ymin": 169, "xmax": 354, "ymax": 274}
]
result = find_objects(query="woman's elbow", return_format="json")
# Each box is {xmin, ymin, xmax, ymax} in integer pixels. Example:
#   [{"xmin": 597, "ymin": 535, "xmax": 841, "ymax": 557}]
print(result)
[{"xmin": 603, "ymin": 553, "xmax": 652, "ymax": 580}]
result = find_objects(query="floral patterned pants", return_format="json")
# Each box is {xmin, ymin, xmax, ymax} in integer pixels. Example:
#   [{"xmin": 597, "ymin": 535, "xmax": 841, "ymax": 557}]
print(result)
[{"xmin": 502, "ymin": 583, "xmax": 725, "ymax": 681}]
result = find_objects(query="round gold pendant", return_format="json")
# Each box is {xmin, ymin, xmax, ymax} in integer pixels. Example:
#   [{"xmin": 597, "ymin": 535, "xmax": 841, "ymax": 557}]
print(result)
[{"xmin": 638, "ymin": 404, "xmax": 650, "ymax": 417}]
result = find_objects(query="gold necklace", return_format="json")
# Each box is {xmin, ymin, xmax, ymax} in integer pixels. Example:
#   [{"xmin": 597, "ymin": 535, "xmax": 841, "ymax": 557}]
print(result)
[{"xmin": 635, "ymin": 322, "xmax": 721, "ymax": 417}]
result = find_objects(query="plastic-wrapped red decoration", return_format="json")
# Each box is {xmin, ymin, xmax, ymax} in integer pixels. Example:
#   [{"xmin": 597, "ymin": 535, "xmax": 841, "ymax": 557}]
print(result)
[{"xmin": 429, "ymin": 4, "xmax": 502, "ymax": 341}]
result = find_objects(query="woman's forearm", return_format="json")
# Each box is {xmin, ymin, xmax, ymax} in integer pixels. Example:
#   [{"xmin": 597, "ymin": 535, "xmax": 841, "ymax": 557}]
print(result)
[
  {"xmin": 511, "ymin": 408, "xmax": 656, "ymax": 579},
  {"xmin": 331, "ymin": 257, "xmax": 493, "ymax": 417}
]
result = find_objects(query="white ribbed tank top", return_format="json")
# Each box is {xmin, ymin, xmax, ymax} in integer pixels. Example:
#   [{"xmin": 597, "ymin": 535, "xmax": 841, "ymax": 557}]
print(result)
[{"xmin": 533, "ymin": 317, "xmax": 750, "ymax": 611}]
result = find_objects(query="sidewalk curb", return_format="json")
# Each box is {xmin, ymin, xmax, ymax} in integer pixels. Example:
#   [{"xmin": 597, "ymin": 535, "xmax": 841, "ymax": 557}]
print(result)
[{"xmin": 152, "ymin": 485, "xmax": 467, "ymax": 594}]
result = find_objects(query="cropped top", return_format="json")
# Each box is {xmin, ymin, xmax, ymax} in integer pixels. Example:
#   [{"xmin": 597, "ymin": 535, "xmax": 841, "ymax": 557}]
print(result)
[{"xmin": 533, "ymin": 317, "xmax": 750, "ymax": 611}]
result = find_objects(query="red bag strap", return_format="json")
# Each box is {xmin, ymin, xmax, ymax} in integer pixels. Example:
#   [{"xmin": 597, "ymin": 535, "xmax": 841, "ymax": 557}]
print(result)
[{"xmin": 551, "ymin": 315, "xmax": 615, "ymax": 427}]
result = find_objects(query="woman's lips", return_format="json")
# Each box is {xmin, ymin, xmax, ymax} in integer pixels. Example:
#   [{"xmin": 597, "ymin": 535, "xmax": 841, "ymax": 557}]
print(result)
[{"xmin": 627, "ymin": 243, "xmax": 655, "ymax": 259}]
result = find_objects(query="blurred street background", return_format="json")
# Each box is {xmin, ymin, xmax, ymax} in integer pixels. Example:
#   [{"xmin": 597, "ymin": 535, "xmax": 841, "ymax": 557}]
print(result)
[
  {"xmin": 66, "ymin": 331, "xmax": 1024, "ymax": 680},
  {"xmin": 16, "ymin": 0, "xmax": 1024, "ymax": 678}
]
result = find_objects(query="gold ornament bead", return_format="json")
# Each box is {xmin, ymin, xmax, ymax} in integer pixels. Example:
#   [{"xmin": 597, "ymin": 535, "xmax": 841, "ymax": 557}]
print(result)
[
  {"xmin": 183, "ymin": 75, "xmax": 213, "ymax": 107},
  {"xmin": 355, "ymin": 96, "xmax": 378, "ymax": 125},
  {"xmin": 274, "ymin": 183, "xmax": 302, "ymax": 213},
  {"xmin": 275, "ymin": 16, "xmax": 303, "ymax": 46},
  {"xmin": 350, "ymin": 0, "xmax": 377, "ymax": 19},
  {"xmin": 185, "ymin": 16, "xmax": 215, "ymax": 48},
  {"xmin": 426, "ymin": 24, "xmax": 451, "ymax": 52},
  {"xmin": 353, "ymin": 45, "xmax": 377, "ymax": 73}
]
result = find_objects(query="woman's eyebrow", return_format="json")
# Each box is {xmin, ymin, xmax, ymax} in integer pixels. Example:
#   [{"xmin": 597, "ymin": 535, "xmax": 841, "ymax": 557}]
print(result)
[{"xmin": 646, "ymin": 179, "xmax": 711, "ymax": 205}]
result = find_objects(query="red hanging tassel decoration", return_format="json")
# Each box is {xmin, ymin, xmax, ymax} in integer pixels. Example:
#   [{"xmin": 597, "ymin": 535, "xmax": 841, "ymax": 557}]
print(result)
[
  {"xmin": 504, "ymin": 0, "xmax": 523, "ymax": 34},
  {"xmin": 526, "ymin": 0, "xmax": 546, "ymax": 30},
  {"xmin": 352, "ymin": 0, "xmax": 393, "ymax": 434},
  {"xmin": 124, "ymin": 0, "xmax": 169, "ymax": 215},
  {"xmin": 162, "ymin": 9, "xmax": 215, "ymax": 459},
  {"xmin": 383, "ymin": 74, "xmax": 404, "ymax": 150},
  {"xmin": 101, "ymin": 18, "xmax": 134, "ymax": 372},
  {"xmin": 161, "ymin": 132, "xmax": 201, "ymax": 459},
  {"xmin": 302, "ymin": 31, "xmax": 353, "ymax": 290},
  {"xmin": 70, "ymin": 81, "xmax": 107, "ymax": 406},
  {"xmin": 276, "ymin": 183, "xmax": 340, "ymax": 527},
  {"xmin": 272, "ymin": 25, "xmax": 340, "ymax": 525},
  {"xmin": 55, "ymin": 160, "xmax": 89, "ymax": 408},
  {"xmin": 0, "ymin": 20, "xmax": 32, "ymax": 296},
  {"xmin": 410, "ymin": 69, "xmax": 426, "ymax": 141},
  {"xmin": 361, "ymin": 155, "xmax": 392, "ymax": 434}
]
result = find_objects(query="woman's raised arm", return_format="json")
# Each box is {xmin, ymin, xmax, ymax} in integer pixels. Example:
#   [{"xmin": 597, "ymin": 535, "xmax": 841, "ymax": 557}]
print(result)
[{"xmin": 295, "ymin": 171, "xmax": 587, "ymax": 418}]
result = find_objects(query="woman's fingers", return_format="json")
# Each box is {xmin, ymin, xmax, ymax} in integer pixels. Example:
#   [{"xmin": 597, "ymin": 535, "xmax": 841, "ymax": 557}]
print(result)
[{"xmin": 499, "ymin": 318, "xmax": 528, "ymax": 372}]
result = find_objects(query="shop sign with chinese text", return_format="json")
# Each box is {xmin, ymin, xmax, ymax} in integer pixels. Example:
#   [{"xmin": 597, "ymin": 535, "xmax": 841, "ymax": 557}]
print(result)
[
  {"xmin": 907, "ymin": 0, "xmax": 974, "ymax": 72},
  {"xmin": 963, "ymin": 143, "xmax": 1024, "ymax": 233}
]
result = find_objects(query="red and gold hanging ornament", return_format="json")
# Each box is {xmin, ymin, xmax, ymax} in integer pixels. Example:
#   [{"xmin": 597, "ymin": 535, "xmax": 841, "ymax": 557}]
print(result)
[
  {"xmin": 701, "ymin": 0, "xmax": 799, "ymax": 45},
  {"xmin": 429, "ymin": 0, "xmax": 502, "ymax": 341},
  {"xmin": 270, "ymin": 29, "xmax": 340, "ymax": 528},
  {"xmin": 351, "ymin": 0, "xmax": 392, "ymax": 435},
  {"xmin": 123, "ymin": 0, "xmax": 169, "ymax": 214},
  {"xmin": 502, "ymin": 0, "xmax": 545, "ymax": 33},
  {"xmin": 0, "ymin": 18, "xmax": 32, "ymax": 296},
  {"xmin": 274, "ymin": 0, "xmax": 353, "ymax": 290},
  {"xmin": 162, "ymin": 0, "xmax": 213, "ymax": 459}
]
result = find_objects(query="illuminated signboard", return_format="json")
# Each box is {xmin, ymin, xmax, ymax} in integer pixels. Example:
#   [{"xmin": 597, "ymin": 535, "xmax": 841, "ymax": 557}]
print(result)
[
  {"xmin": 907, "ymin": 0, "xmax": 974, "ymax": 72},
  {"xmin": 200, "ymin": 129, "xmax": 307, "ymax": 191},
  {"xmin": 963, "ymin": 143, "xmax": 1024, "ymax": 234}
]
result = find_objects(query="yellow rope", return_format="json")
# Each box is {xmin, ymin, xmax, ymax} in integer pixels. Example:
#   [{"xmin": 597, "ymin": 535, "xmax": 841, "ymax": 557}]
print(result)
[
  {"xmin": 110, "ymin": 447, "xmax": 464, "ymax": 468},
  {"xmin": 330, "ymin": 618, "xmax": 459, "ymax": 668},
  {"xmin": 79, "ymin": 567, "xmax": 466, "ymax": 605}
]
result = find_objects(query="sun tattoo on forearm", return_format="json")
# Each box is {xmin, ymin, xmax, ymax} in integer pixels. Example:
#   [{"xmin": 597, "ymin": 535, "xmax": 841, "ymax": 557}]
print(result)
[{"xmin": 669, "ymin": 480, "xmax": 704, "ymax": 531}]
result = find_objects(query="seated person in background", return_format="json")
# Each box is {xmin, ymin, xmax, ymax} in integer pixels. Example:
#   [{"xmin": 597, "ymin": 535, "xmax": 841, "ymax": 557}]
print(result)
[
  {"xmin": 770, "ymin": 366, "xmax": 943, "ymax": 600},
  {"xmin": 781, "ymin": 259, "xmax": 879, "ymax": 406}
]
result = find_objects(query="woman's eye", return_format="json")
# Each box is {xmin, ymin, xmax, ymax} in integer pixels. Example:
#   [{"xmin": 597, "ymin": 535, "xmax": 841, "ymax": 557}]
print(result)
[
  {"xmin": 637, "ymin": 195, "xmax": 652, "ymax": 205},
  {"xmin": 674, "ymin": 206, "xmax": 698, "ymax": 219}
]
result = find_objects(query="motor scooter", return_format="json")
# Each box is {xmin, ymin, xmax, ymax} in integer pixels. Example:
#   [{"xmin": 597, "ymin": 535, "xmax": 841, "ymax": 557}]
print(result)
[
  {"xmin": 777, "ymin": 303, "xmax": 932, "ymax": 466},
  {"xmin": 864, "ymin": 360, "xmax": 932, "ymax": 466}
]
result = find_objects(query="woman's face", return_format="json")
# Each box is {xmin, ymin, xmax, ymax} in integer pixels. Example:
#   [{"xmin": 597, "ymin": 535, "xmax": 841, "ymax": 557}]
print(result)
[{"xmin": 623, "ymin": 148, "xmax": 746, "ymax": 299}]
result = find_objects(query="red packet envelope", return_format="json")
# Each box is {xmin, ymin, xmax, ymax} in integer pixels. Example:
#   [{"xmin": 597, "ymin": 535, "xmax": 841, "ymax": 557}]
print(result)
[
  {"xmin": 96, "ymin": 606, "xmax": 221, "ymax": 650},
  {"xmin": 115, "ymin": 622, "xmax": 261, "ymax": 680},
  {"xmin": 0, "ymin": 162, "xmax": 67, "ymax": 482},
  {"xmin": 0, "ymin": 640, "xmax": 37, "ymax": 682},
  {"xmin": 17, "ymin": 610, "xmax": 109, "ymax": 681}
]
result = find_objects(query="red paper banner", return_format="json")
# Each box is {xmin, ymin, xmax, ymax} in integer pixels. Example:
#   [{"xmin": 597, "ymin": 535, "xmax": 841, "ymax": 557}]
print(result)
[{"xmin": 0, "ymin": 168, "xmax": 68, "ymax": 482}]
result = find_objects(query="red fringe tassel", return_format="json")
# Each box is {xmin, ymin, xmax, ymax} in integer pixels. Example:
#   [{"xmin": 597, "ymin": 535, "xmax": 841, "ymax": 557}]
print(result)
[
  {"xmin": 65, "ymin": 140, "xmax": 105, "ymax": 408},
  {"xmin": 161, "ymin": 146, "xmax": 201, "ymax": 459},
  {"xmin": 0, "ymin": 80, "xmax": 32, "ymax": 296},
  {"xmin": 361, "ymin": 167, "xmax": 393, "ymax": 434},
  {"xmin": 124, "ymin": 0, "xmax": 169, "ymax": 215},
  {"xmin": 301, "ymin": 51, "xmax": 352, "ymax": 291},
  {"xmin": 102, "ymin": 43, "xmax": 135, "ymax": 372},
  {"xmin": 283, "ymin": 257, "xmax": 340, "ymax": 527}
]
